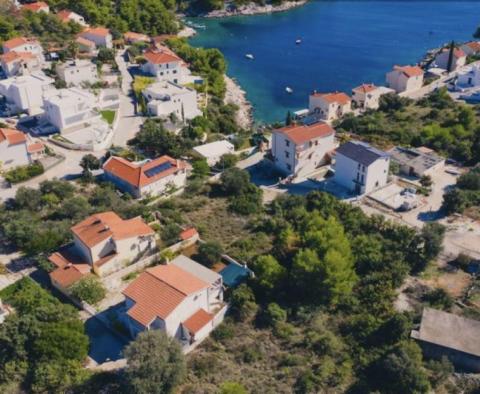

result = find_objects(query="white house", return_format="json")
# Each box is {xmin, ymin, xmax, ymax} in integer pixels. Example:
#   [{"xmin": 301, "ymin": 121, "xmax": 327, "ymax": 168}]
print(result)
[
  {"xmin": 43, "ymin": 88, "xmax": 99, "ymax": 132},
  {"xmin": 272, "ymin": 121, "xmax": 335, "ymax": 177},
  {"xmin": 457, "ymin": 64, "xmax": 480, "ymax": 88},
  {"xmin": 124, "ymin": 32, "xmax": 150, "ymax": 44},
  {"xmin": 386, "ymin": 65, "xmax": 424, "ymax": 93},
  {"xmin": 57, "ymin": 10, "xmax": 88, "ymax": 26},
  {"xmin": 75, "ymin": 36, "xmax": 97, "ymax": 54},
  {"xmin": 2, "ymin": 37, "xmax": 44, "ymax": 62},
  {"xmin": 0, "ymin": 128, "xmax": 29, "ymax": 169},
  {"xmin": 0, "ymin": 51, "xmax": 42, "ymax": 77},
  {"xmin": 79, "ymin": 27, "xmax": 112, "ymax": 49},
  {"xmin": 56, "ymin": 60, "xmax": 98, "ymax": 86},
  {"xmin": 434, "ymin": 48, "xmax": 467, "ymax": 71},
  {"xmin": 122, "ymin": 254, "xmax": 225, "ymax": 348},
  {"xmin": 193, "ymin": 140, "xmax": 235, "ymax": 166},
  {"xmin": 48, "ymin": 212, "xmax": 156, "ymax": 288},
  {"xmin": 0, "ymin": 72, "xmax": 53, "ymax": 115},
  {"xmin": 351, "ymin": 84, "xmax": 395, "ymax": 110},
  {"xmin": 143, "ymin": 81, "xmax": 201, "ymax": 120},
  {"xmin": 309, "ymin": 92, "xmax": 352, "ymax": 122},
  {"xmin": 21, "ymin": 1, "xmax": 49, "ymax": 13},
  {"xmin": 141, "ymin": 49, "xmax": 184, "ymax": 83},
  {"xmin": 103, "ymin": 155, "xmax": 190, "ymax": 198},
  {"xmin": 461, "ymin": 41, "xmax": 480, "ymax": 57},
  {"xmin": 334, "ymin": 140, "xmax": 390, "ymax": 195}
]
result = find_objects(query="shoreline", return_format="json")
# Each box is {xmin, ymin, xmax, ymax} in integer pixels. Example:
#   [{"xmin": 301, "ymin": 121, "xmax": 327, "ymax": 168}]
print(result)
[
  {"xmin": 197, "ymin": 0, "xmax": 307, "ymax": 19},
  {"xmin": 224, "ymin": 75, "xmax": 253, "ymax": 129}
]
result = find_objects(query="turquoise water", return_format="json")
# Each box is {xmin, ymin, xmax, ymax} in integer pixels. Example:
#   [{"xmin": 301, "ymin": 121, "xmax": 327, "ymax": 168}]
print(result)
[{"xmin": 188, "ymin": 1, "xmax": 480, "ymax": 123}]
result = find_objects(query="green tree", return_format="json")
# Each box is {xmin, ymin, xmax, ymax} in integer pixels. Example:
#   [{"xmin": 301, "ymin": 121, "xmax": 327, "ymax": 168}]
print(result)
[
  {"xmin": 124, "ymin": 330, "xmax": 186, "ymax": 394},
  {"xmin": 286, "ymin": 110, "xmax": 293, "ymax": 126},
  {"xmin": 192, "ymin": 158, "xmax": 210, "ymax": 177},
  {"xmin": 220, "ymin": 382, "xmax": 248, "ymax": 394},
  {"xmin": 69, "ymin": 276, "xmax": 106, "ymax": 305},
  {"xmin": 220, "ymin": 167, "xmax": 251, "ymax": 195},
  {"xmin": 253, "ymin": 255, "xmax": 286, "ymax": 291},
  {"xmin": 80, "ymin": 154, "xmax": 101, "ymax": 171},
  {"xmin": 263, "ymin": 303, "xmax": 287, "ymax": 327},
  {"xmin": 230, "ymin": 284, "xmax": 257, "ymax": 321},
  {"xmin": 197, "ymin": 241, "xmax": 222, "ymax": 267}
]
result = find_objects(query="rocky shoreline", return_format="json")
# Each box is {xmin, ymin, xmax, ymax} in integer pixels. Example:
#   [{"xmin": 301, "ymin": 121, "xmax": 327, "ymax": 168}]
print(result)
[
  {"xmin": 201, "ymin": 0, "xmax": 307, "ymax": 18},
  {"xmin": 224, "ymin": 75, "xmax": 253, "ymax": 129}
]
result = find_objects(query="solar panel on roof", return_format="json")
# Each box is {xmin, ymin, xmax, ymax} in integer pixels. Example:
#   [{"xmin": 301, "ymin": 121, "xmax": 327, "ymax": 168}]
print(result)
[{"xmin": 144, "ymin": 161, "xmax": 172, "ymax": 178}]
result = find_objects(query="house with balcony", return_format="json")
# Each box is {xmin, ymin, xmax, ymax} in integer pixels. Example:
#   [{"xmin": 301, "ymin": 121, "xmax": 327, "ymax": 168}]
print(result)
[
  {"xmin": 271, "ymin": 121, "xmax": 335, "ymax": 177},
  {"xmin": 43, "ymin": 88, "xmax": 100, "ymax": 132},
  {"xmin": 103, "ymin": 155, "xmax": 190, "ymax": 198},
  {"xmin": 0, "ymin": 51, "xmax": 42, "ymax": 77},
  {"xmin": 56, "ymin": 60, "xmax": 98, "ymax": 86},
  {"xmin": 0, "ymin": 72, "xmax": 54, "ymax": 115},
  {"xmin": 386, "ymin": 65, "xmax": 424, "ymax": 93},
  {"xmin": 351, "ymin": 84, "xmax": 395, "ymax": 111},
  {"xmin": 122, "ymin": 254, "xmax": 225, "ymax": 349},
  {"xmin": 48, "ymin": 212, "xmax": 156, "ymax": 291},
  {"xmin": 141, "ymin": 49, "xmax": 184, "ymax": 83},
  {"xmin": 334, "ymin": 140, "xmax": 390, "ymax": 195},
  {"xmin": 143, "ymin": 81, "xmax": 201, "ymax": 120},
  {"xmin": 308, "ymin": 91, "xmax": 352, "ymax": 122},
  {"xmin": 2, "ymin": 37, "xmax": 44, "ymax": 62}
]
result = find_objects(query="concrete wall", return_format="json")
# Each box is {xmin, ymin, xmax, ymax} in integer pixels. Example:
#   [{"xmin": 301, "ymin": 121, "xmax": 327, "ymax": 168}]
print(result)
[
  {"xmin": 142, "ymin": 61, "xmax": 182, "ymax": 83},
  {"xmin": 57, "ymin": 63, "xmax": 98, "ymax": 86}
]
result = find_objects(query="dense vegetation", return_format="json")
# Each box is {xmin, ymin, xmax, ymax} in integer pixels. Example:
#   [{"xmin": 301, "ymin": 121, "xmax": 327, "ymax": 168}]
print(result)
[
  {"xmin": 0, "ymin": 278, "xmax": 90, "ymax": 393},
  {"xmin": 337, "ymin": 89, "xmax": 480, "ymax": 164},
  {"xmin": 443, "ymin": 166, "xmax": 480, "ymax": 214}
]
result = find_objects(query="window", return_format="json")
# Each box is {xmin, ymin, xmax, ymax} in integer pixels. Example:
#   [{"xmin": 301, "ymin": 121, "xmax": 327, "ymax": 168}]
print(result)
[
  {"xmin": 309, "ymin": 141, "xmax": 313, "ymax": 148},
  {"xmin": 361, "ymin": 175, "xmax": 364, "ymax": 183},
  {"xmin": 287, "ymin": 164, "xmax": 292, "ymax": 171},
  {"xmin": 375, "ymin": 181, "xmax": 379, "ymax": 187},
  {"xmin": 315, "ymin": 140, "xmax": 318, "ymax": 146},
  {"xmin": 357, "ymin": 163, "xmax": 361, "ymax": 170},
  {"xmin": 285, "ymin": 139, "xmax": 290, "ymax": 147},
  {"xmin": 285, "ymin": 151, "xmax": 290, "ymax": 158}
]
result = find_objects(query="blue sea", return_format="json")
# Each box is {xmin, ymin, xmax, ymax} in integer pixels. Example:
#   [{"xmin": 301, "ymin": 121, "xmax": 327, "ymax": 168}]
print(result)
[{"xmin": 188, "ymin": 0, "xmax": 480, "ymax": 123}]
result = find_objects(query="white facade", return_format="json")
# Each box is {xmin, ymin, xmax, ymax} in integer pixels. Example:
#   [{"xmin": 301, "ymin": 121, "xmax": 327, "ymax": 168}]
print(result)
[
  {"xmin": 43, "ymin": 88, "xmax": 99, "ymax": 132},
  {"xmin": 58, "ymin": 10, "xmax": 88, "ymax": 26},
  {"xmin": 457, "ymin": 64, "xmax": 480, "ymax": 88},
  {"xmin": 141, "ymin": 57, "xmax": 183, "ymax": 83},
  {"xmin": 0, "ymin": 52, "xmax": 42, "ymax": 77},
  {"xmin": 386, "ymin": 66, "xmax": 424, "ymax": 93},
  {"xmin": 272, "ymin": 123, "xmax": 335, "ymax": 177},
  {"xmin": 0, "ymin": 135, "xmax": 30, "ymax": 169},
  {"xmin": 193, "ymin": 140, "xmax": 235, "ymax": 166},
  {"xmin": 0, "ymin": 72, "xmax": 53, "ymax": 115},
  {"xmin": 56, "ymin": 60, "xmax": 98, "ymax": 86},
  {"xmin": 309, "ymin": 93, "xmax": 352, "ymax": 121},
  {"xmin": 2, "ymin": 38, "xmax": 44, "ymax": 62},
  {"xmin": 143, "ymin": 81, "xmax": 201, "ymax": 120},
  {"xmin": 434, "ymin": 49, "xmax": 467, "ymax": 71},
  {"xmin": 79, "ymin": 29, "xmax": 112, "ymax": 49},
  {"xmin": 334, "ymin": 141, "xmax": 390, "ymax": 195},
  {"xmin": 351, "ymin": 85, "xmax": 395, "ymax": 110}
]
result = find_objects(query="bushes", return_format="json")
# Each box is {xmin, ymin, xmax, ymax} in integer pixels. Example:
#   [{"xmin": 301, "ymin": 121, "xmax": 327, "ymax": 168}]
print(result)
[
  {"xmin": 4, "ymin": 162, "xmax": 44, "ymax": 184},
  {"xmin": 443, "ymin": 167, "xmax": 480, "ymax": 214},
  {"xmin": 220, "ymin": 168, "xmax": 263, "ymax": 215},
  {"xmin": 69, "ymin": 276, "xmax": 106, "ymax": 305},
  {"xmin": 197, "ymin": 241, "xmax": 222, "ymax": 267}
]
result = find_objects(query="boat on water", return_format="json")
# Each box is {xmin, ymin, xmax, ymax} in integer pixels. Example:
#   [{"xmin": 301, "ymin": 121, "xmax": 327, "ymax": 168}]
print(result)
[
  {"xmin": 285, "ymin": 87, "xmax": 293, "ymax": 94},
  {"xmin": 295, "ymin": 39, "xmax": 302, "ymax": 45},
  {"xmin": 245, "ymin": 54, "xmax": 254, "ymax": 60}
]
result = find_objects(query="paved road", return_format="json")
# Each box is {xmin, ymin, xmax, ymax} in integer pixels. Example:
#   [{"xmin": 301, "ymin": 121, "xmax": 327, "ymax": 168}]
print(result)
[{"xmin": 113, "ymin": 51, "xmax": 144, "ymax": 147}]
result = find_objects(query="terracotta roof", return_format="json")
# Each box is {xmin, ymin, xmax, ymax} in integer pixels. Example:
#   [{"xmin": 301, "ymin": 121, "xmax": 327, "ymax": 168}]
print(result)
[
  {"xmin": 27, "ymin": 141, "xmax": 45, "ymax": 154},
  {"xmin": 352, "ymin": 83, "xmax": 378, "ymax": 94},
  {"xmin": 124, "ymin": 32, "xmax": 150, "ymax": 42},
  {"xmin": 0, "ymin": 51, "xmax": 36, "ymax": 64},
  {"xmin": 22, "ymin": 2, "xmax": 48, "ymax": 12},
  {"xmin": 48, "ymin": 247, "xmax": 91, "ymax": 288},
  {"xmin": 75, "ymin": 36, "xmax": 95, "ymax": 48},
  {"xmin": 50, "ymin": 265, "xmax": 90, "ymax": 288},
  {"xmin": 441, "ymin": 47, "xmax": 466, "ymax": 58},
  {"xmin": 179, "ymin": 227, "xmax": 198, "ymax": 241},
  {"xmin": 0, "ymin": 128, "xmax": 27, "ymax": 145},
  {"xmin": 464, "ymin": 41, "xmax": 480, "ymax": 53},
  {"xmin": 123, "ymin": 264, "xmax": 209, "ymax": 326},
  {"xmin": 71, "ymin": 211, "xmax": 154, "ymax": 248},
  {"xmin": 3, "ymin": 37, "xmax": 38, "ymax": 50},
  {"xmin": 183, "ymin": 308, "xmax": 213, "ymax": 334},
  {"xmin": 311, "ymin": 91, "xmax": 351, "ymax": 105},
  {"xmin": 276, "ymin": 122, "xmax": 335, "ymax": 145},
  {"xmin": 103, "ymin": 155, "xmax": 187, "ymax": 189},
  {"xmin": 394, "ymin": 65, "xmax": 424, "ymax": 78},
  {"xmin": 82, "ymin": 27, "xmax": 110, "ymax": 38},
  {"xmin": 144, "ymin": 49, "xmax": 180, "ymax": 64},
  {"xmin": 57, "ymin": 10, "xmax": 73, "ymax": 22}
]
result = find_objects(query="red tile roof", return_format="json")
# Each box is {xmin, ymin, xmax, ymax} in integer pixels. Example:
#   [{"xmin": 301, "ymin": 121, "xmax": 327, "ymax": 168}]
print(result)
[
  {"xmin": 0, "ymin": 128, "xmax": 27, "ymax": 145},
  {"xmin": 103, "ymin": 156, "xmax": 188, "ymax": 189},
  {"xmin": 183, "ymin": 308, "xmax": 213, "ymax": 334},
  {"xmin": 27, "ymin": 141, "xmax": 45, "ymax": 154},
  {"xmin": 352, "ymin": 83, "xmax": 378, "ymax": 94},
  {"xmin": 144, "ymin": 49, "xmax": 180, "ymax": 65},
  {"xmin": 48, "ymin": 247, "xmax": 91, "ymax": 288},
  {"xmin": 3, "ymin": 37, "xmax": 38, "ymax": 50},
  {"xmin": 441, "ymin": 47, "xmax": 466, "ymax": 58},
  {"xmin": 394, "ymin": 65, "xmax": 424, "ymax": 78},
  {"xmin": 22, "ymin": 2, "xmax": 48, "ymax": 12},
  {"xmin": 123, "ymin": 264, "xmax": 209, "ymax": 326},
  {"xmin": 0, "ymin": 51, "xmax": 36, "ymax": 64},
  {"xmin": 465, "ymin": 41, "xmax": 480, "ymax": 53},
  {"xmin": 82, "ymin": 27, "xmax": 110, "ymax": 38},
  {"xmin": 276, "ymin": 122, "xmax": 335, "ymax": 145},
  {"xmin": 124, "ymin": 32, "xmax": 150, "ymax": 43},
  {"xmin": 179, "ymin": 227, "xmax": 198, "ymax": 241},
  {"xmin": 71, "ymin": 211, "xmax": 154, "ymax": 248},
  {"xmin": 57, "ymin": 10, "xmax": 73, "ymax": 22},
  {"xmin": 311, "ymin": 91, "xmax": 351, "ymax": 105},
  {"xmin": 75, "ymin": 36, "xmax": 95, "ymax": 48}
]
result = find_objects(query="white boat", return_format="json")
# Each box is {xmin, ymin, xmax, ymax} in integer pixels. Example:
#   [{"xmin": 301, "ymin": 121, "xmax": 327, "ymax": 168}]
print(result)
[
  {"xmin": 296, "ymin": 39, "xmax": 302, "ymax": 45},
  {"xmin": 245, "ymin": 54, "xmax": 254, "ymax": 60},
  {"xmin": 285, "ymin": 87, "xmax": 293, "ymax": 94}
]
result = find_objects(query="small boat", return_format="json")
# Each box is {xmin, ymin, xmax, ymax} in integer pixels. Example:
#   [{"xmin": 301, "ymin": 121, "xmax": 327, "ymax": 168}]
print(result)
[
  {"xmin": 295, "ymin": 39, "xmax": 302, "ymax": 45},
  {"xmin": 245, "ymin": 54, "xmax": 254, "ymax": 60},
  {"xmin": 285, "ymin": 87, "xmax": 293, "ymax": 94}
]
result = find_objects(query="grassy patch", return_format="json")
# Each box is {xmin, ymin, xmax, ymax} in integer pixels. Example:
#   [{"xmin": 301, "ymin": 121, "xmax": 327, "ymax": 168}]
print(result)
[{"xmin": 100, "ymin": 110, "xmax": 116, "ymax": 125}]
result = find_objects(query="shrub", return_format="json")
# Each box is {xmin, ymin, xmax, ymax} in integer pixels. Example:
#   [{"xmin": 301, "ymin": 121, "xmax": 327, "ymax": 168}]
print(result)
[
  {"xmin": 422, "ymin": 288, "xmax": 453, "ymax": 310},
  {"xmin": 197, "ymin": 241, "xmax": 222, "ymax": 267},
  {"xmin": 69, "ymin": 276, "xmax": 106, "ymax": 305},
  {"xmin": 263, "ymin": 303, "xmax": 287, "ymax": 327},
  {"xmin": 4, "ymin": 163, "xmax": 44, "ymax": 184},
  {"xmin": 219, "ymin": 382, "xmax": 248, "ymax": 394}
]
